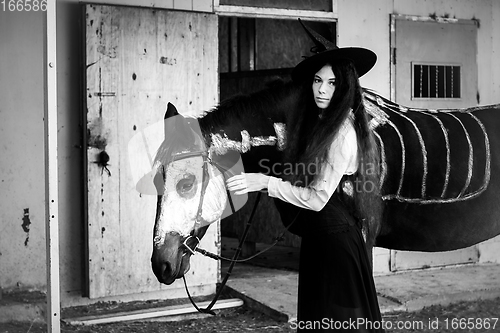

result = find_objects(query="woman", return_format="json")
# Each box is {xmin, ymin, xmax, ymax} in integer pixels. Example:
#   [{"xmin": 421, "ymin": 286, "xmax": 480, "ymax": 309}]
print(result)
[{"xmin": 227, "ymin": 21, "xmax": 384, "ymax": 332}]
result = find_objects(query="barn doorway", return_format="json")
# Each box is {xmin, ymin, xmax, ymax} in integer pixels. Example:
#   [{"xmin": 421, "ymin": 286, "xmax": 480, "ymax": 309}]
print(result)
[
  {"xmin": 217, "ymin": 17, "xmax": 336, "ymax": 260},
  {"xmin": 218, "ymin": 17, "xmax": 337, "ymax": 260},
  {"xmin": 219, "ymin": 17, "xmax": 336, "ymax": 100}
]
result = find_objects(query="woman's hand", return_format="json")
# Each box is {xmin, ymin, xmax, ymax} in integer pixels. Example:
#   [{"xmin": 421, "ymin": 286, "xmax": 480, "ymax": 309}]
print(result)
[{"xmin": 226, "ymin": 173, "xmax": 270, "ymax": 195}]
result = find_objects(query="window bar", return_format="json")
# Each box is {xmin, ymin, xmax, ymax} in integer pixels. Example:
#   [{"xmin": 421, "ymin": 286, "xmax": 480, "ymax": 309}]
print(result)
[
  {"xmin": 451, "ymin": 66, "xmax": 454, "ymax": 98},
  {"xmin": 435, "ymin": 66, "xmax": 438, "ymax": 98},
  {"xmin": 426, "ymin": 66, "xmax": 431, "ymax": 98},
  {"xmin": 443, "ymin": 66, "xmax": 448, "ymax": 98},
  {"xmin": 419, "ymin": 65, "xmax": 423, "ymax": 98}
]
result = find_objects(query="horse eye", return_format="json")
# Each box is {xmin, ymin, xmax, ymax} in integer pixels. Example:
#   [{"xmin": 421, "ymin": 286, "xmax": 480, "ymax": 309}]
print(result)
[{"xmin": 176, "ymin": 174, "xmax": 197, "ymax": 198}]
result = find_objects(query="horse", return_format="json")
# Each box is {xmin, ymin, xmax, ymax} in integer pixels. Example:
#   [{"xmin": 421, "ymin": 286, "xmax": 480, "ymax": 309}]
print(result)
[{"xmin": 149, "ymin": 81, "xmax": 500, "ymax": 285}]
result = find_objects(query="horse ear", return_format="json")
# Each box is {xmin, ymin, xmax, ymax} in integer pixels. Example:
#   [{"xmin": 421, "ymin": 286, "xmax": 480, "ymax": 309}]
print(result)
[{"xmin": 165, "ymin": 102, "xmax": 180, "ymax": 119}]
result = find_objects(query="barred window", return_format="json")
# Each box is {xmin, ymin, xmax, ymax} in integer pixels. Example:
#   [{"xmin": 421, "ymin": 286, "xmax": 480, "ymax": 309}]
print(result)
[{"xmin": 412, "ymin": 63, "xmax": 461, "ymax": 99}]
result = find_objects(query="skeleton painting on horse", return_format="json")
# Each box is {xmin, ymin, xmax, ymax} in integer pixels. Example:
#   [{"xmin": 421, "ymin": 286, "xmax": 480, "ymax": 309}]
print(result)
[
  {"xmin": 128, "ymin": 20, "xmax": 500, "ymax": 320},
  {"xmin": 143, "ymin": 83, "xmax": 500, "ymax": 277}
]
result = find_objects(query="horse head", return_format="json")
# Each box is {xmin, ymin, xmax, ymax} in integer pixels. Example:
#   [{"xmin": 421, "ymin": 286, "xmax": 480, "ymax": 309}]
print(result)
[{"xmin": 149, "ymin": 103, "xmax": 245, "ymax": 285}]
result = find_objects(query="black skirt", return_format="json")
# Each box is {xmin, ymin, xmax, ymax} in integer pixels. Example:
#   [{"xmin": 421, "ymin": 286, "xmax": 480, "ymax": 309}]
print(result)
[{"xmin": 275, "ymin": 196, "xmax": 384, "ymax": 332}]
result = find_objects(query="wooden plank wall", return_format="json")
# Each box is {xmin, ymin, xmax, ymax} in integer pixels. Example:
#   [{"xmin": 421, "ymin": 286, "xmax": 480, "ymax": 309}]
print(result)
[{"xmin": 85, "ymin": 4, "xmax": 218, "ymax": 298}]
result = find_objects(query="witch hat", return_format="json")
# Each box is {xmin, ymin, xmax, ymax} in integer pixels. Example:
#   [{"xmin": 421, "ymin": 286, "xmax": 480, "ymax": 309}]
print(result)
[{"xmin": 292, "ymin": 19, "xmax": 377, "ymax": 81}]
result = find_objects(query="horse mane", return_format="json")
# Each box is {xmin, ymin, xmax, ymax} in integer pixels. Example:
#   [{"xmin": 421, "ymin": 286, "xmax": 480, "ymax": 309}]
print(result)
[{"xmin": 198, "ymin": 80, "xmax": 301, "ymax": 133}]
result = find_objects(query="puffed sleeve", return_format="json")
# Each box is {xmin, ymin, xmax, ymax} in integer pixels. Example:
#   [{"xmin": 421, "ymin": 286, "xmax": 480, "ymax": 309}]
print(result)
[{"xmin": 267, "ymin": 118, "xmax": 358, "ymax": 211}]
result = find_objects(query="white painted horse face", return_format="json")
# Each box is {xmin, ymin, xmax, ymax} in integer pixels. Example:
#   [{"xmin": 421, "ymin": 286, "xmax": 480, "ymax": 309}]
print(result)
[
  {"xmin": 154, "ymin": 155, "xmax": 227, "ymax": 243},
  {"xmin": 151, "ymin": 154, "xmax": 229, "ymax": 285},
  {"xmin": 147, "ymin": 105, "xmax": 248, "ymax": 285}
]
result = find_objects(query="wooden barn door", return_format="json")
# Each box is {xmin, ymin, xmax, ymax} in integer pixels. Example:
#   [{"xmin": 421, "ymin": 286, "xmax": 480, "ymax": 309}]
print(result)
[
  {"xmin": 391, "ymin": 16, "xmax": 479, "ymax": 271},
  {"xmin": 84, "ymin": 4, "xmax": 218, "ymax": 298}
]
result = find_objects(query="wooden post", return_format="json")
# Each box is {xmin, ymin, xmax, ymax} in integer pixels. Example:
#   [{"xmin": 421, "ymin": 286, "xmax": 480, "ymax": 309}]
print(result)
[{"xmin": 44, "ymin": 0, "xmax": 60, "ymax": 332}]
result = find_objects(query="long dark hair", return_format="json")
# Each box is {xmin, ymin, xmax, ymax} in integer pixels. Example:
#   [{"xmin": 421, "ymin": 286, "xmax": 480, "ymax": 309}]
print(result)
[{"xmin": 284, "ymin": 60, "xmax": 382, "ymax": 243}]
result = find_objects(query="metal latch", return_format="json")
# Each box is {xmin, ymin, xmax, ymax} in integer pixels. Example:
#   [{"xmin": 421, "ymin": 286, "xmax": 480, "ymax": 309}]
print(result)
[{"xmin": 94, "ymin": 92, "xmax": 116, "ymax": 97}]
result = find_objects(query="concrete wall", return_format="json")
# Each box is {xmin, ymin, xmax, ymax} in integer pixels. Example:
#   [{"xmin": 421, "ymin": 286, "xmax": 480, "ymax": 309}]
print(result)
[
  {"xmin": 0, "ymin": 10, "xmax": 46, "ymax": 290},
  {"xmin": 478, "ymin": 0, "xmax": 500, "ymax": 260},
  {"xmin": 0, "ymin": 0, "xmax": 499, "ymax": 304},
  {"xmin": 338, "ymin": 0, "xmax": 393, "ymax": 96},
  {"xmin": 493, "ymin": 0, "xmax": 500, "ymax": 103}
]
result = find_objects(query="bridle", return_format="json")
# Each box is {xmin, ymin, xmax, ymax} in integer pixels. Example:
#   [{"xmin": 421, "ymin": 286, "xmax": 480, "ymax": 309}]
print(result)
[
  {"xmin": 170, "ymin": 150, "xmax": 231, "ymax": 257},
  {"xmin": 166, "ymin": 149, "xmax": 299, "ymax": 316}
]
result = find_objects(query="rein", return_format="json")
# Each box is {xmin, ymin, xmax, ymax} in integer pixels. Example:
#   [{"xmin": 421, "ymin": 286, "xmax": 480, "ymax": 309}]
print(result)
[
  {"xmin": 177, "ymin": 153, "xmax": 300, "ymax": 316},
  {"xmin": 182, "ymin": 191, "xmax": 262, "ymax": 315}
]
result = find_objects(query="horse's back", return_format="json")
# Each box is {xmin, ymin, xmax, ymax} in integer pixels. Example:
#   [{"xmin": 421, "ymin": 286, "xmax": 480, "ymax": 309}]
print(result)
[
  {"xmin": 365, "ymin": 91, "xmax": 500, "ymax": 251},
  {"xmin": 377, "ymin": 106, "xmax": 490, "ymax": 203}
]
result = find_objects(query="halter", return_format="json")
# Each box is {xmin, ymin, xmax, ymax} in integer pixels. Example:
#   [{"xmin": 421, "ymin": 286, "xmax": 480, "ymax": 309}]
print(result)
[
  {"xmin": 168, "ymin": 149, "xmax": 300, "ymax": 316},
  {"xmin": 170, "ymin": 149, "xmax": 232, "ymax": 257}
]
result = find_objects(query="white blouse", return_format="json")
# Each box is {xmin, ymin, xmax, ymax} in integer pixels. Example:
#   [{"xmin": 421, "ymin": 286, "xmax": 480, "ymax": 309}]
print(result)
[{"xmin": 267, "ymin": 116, "xmax": 358, "ymax": 212}]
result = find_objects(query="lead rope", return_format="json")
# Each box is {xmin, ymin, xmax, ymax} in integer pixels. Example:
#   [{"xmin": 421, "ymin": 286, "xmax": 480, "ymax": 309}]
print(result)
[
  {"xmin": 195, "ymin": 162, "xmax": 294, "ymax": 263},
  {"xmin": 195, "ymin": 215, "xmax": 297, "ymax": 263},
  {"xmin": 183, "ymin": 191, "xmax": 303, "ymax": 315},
  {"xmin": 183, "ymin": 191, "xmax": 263, "ymax": 315}
]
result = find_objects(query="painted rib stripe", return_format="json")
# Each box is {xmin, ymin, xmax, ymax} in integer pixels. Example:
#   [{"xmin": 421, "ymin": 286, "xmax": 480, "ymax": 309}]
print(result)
[
  {"xmin": 373, "ymin": 131, "xmax": 387, "ymax": 189},
  {"xmin": 448, "ymin": 113, "xmax": 473, "ymax": 197},
  {"xmin": 428, "ymin": 113, "xmax": 451, "ymax": 198},
  {"xmin": 468, "ymin": 112, "xmax": 491, "ymax": 193},
  {"xmin": 387, "ymin": 119, "xmax": 406, "ymax": 197},
  {"xmin": 395, "ymin": 111, "xmax": 428, "ymax": 198}
]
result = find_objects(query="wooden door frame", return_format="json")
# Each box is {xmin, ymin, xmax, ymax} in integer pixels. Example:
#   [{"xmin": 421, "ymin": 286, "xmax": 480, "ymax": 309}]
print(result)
[
  {"xmin": 44, "ymin": 2, "xmax": 60, "ymax": 332},
  {"xmin": 214, "ymin": 0, "xmax": 338, "ymax": 21},
  {"xmin": 389, "ymin": 14, "xmax": 478, "ymax": 102}
]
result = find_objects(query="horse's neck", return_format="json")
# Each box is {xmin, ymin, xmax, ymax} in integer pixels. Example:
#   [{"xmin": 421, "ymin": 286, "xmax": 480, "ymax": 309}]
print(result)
[
  {"xmin": 205, "ymin": 122, "xmax": 286, "ymax": 156},
  {"xmin": 200, "ymin": 107, "xmax": 287, "ymax": 174}
]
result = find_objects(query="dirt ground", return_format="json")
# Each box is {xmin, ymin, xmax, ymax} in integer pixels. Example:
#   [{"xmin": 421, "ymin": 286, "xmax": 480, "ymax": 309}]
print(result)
[{"xmin": 2, "ymin": 297, "xmax": 500, "ymax": 333}]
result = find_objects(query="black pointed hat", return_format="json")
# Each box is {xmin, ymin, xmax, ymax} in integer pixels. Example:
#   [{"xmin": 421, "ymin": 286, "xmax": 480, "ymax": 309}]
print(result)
[{"xmin": 292, "ymin": 19, "xmax": 377, "ymax": 82}]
